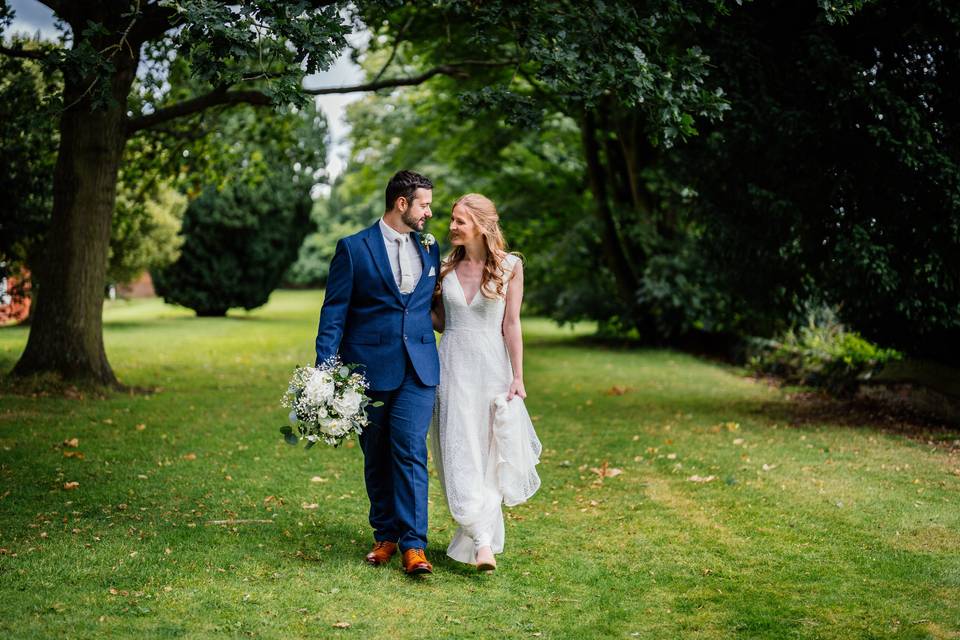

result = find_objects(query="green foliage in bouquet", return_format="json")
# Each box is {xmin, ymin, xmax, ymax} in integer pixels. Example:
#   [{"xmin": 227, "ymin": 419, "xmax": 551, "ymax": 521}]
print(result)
[{"xmin": 748, "ymin": 306, "xmax": 901, "ymax": 396}]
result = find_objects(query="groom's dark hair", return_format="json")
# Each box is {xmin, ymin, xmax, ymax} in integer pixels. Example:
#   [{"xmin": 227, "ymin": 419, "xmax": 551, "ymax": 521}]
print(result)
[{"xmin": 385, "ymin": 170, "xmax": 433, "ymax": 211}]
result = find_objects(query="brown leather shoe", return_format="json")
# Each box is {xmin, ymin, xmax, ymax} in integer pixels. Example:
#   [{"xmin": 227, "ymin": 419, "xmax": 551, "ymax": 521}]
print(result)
[
  {"xmin": 401, "ymin": 548, "xmax": 433, "ymax": 575},
  {"xmin": 365, "ymin": 541, "xmax": 398, "ymax": 566}
]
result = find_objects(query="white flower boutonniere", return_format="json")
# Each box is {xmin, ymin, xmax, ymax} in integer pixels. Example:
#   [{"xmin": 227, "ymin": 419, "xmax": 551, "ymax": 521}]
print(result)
[{"xmin": 420, "ymin": 232, "xmax": 436, "ymax": 253}]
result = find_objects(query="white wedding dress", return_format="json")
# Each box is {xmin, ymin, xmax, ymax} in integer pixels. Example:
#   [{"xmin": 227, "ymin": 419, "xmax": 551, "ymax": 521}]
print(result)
[{"xmin": 430, "ymin": 254, "xmax": 542, "ymax": 564}]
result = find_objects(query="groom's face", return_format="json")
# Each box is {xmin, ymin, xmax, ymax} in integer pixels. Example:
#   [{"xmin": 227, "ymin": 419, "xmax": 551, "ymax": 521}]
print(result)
[{"xmin": 400, "ymin": 188, "xmax": 433, "ymax": 231}]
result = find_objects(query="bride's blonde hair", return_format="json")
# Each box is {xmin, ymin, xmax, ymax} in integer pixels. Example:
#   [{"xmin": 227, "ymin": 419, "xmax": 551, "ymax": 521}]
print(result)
[{"xmin": 436, "ymin": 193, "xmax": 517, "ymax": 301}]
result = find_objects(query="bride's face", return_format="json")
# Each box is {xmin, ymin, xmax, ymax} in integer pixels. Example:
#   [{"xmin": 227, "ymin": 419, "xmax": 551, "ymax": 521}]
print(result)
[{"xmin": 448, "ymin": 204, "xmax": 480, "ymax": 246}]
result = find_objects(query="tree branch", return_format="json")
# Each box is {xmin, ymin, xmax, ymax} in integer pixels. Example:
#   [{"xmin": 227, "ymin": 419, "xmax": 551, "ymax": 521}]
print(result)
[
  {"xmin": 126, "ymin": 88, "xmax": 272, "ymax": 134},
  {"xmin": 0, "ymin": 44, "xmax": 48, "ymax": 61},
  {"xmin": 34, "ymin": 0, "xmax": 64, "ymax": 14},
  {"xmin": 303, "ymin": 60, "xmax": 516, "ymax": 95},
  {"xmin": 371, "ymin": 14, "xmax": 414, "ymax": 85},
  {"xmin": 130, "ymin": 3, "xmax": 178, "ymax": 43}
]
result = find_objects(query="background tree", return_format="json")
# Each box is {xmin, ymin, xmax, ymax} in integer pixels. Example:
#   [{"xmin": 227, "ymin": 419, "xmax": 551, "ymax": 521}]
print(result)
[
  {"xmin": 153, "ymin": 176, "xmax": 312, "ymax": 317},
  {"xmin": 152, "ymin": 98, "xmax": 326, "ymax": 316},
  {"xmin": 0, "ymin": 35, "xmax": 58, "ymax": 290},
  {"xmin": 108, "ymin": 182, "xmax": 187, "ymax": 285},
  {"xmin": 674, "ymin": 0, "xmax": 960, "ymax": 361}
]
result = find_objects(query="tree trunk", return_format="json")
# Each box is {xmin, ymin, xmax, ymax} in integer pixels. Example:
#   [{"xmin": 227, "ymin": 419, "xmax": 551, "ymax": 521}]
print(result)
[
  {"xmin": 12, "ymin": 49, "xmax": 139, "ymax": 387},
  {"xmin": 580, "ymin": 110, "xmax": 642, "ymax": 311}
]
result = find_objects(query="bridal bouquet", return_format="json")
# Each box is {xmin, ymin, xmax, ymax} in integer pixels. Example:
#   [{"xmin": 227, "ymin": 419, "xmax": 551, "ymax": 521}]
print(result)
[{"xmin": 280, "ymin": 356, "xmax": 380, "ymax": 449}]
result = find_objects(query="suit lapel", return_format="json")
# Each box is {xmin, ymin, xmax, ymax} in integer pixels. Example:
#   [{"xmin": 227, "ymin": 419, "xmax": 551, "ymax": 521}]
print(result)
[{"xmin": 363, "ymin": 222, "xmax": 404, "ymax": 303}]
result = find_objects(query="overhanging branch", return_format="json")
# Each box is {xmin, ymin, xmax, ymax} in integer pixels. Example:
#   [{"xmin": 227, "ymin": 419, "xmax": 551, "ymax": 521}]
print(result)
[
  {"xmin": 0, "ymin": 44, "xmax": 48, "ymax": 61},
  {"xmin": 303, "ymin": 60, "xmax": 516, "ymax": 95},
  {"xmin": 127, "ymin": 59, "xmax": 516, "ymax": 134},
  {"xmin": 126, "ymin": 88, "xmax": 272, "ymax": 134}
]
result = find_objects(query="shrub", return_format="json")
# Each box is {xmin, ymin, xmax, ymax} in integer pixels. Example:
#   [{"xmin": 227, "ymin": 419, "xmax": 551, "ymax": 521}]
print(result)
[
  {"xmin": 153, "ymin": 176, "xmax": 312, "ymax": 316},
  {"xmin": 748, "ymin": 306, "xmax": 902, "ymax": 396}
]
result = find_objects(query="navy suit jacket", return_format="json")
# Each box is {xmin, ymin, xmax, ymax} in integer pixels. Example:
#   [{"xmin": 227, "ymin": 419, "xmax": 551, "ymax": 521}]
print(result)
[{"xmin": 314, "ymin": 221, "xmax": 441, "ymax": 391}]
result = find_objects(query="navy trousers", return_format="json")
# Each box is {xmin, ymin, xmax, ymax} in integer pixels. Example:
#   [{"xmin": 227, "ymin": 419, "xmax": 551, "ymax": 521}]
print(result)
[{"xmin": 359, "ymin": 361, "xmax": 435, "ymax": 552}]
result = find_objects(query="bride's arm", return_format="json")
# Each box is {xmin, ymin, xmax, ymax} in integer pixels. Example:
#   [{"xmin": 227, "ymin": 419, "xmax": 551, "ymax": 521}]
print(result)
[{"xmin": 502, "ymin": 260, "xmax": 526, "ymax": 400}]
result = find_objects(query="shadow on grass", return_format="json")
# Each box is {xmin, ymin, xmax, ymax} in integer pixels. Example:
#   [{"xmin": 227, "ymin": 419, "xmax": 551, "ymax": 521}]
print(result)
[
  {"xmin": 102, "ymin": 315, "xmax": 296, "ymax": 330},
  {"xmin": 748, "ymin": 387, "xmax": 960, "ymax": 447},
  {"xmin": 287, "ymin": 518, "xmax": 479, "ymax": 580}
]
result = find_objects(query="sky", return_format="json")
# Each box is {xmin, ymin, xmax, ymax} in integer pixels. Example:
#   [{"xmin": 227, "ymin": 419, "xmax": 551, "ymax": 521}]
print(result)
[{"xmin": 5, "ymin": 0, "xmax": 367, "ymax": 183}]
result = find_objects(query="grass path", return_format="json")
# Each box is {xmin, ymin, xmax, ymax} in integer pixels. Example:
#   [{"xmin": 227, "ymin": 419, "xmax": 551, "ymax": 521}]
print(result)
[{"xmin": 1, "ymin": 291, "xmax": 958, "ymax": 639}]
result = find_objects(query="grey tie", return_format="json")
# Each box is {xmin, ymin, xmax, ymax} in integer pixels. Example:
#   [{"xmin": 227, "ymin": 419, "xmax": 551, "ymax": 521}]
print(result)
[{"xmin": 397, "ymin": 236, "xmax": 414, "ymax": 293}]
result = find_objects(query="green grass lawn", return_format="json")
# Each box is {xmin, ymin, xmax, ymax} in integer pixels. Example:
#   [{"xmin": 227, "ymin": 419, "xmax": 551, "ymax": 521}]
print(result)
[{"xmin": 1, "ymin": 290, "xmax": 958, "ymax": 639}]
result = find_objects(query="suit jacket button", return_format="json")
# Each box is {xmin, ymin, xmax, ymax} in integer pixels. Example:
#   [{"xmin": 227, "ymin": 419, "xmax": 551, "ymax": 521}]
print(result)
[{"xmin": 403, "ymin": 335, "xmax": 407, "ymax": 340}]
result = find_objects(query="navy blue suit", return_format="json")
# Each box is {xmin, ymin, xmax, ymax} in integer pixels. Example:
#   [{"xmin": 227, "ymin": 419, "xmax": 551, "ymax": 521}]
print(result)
[{"xmin": 315, "ymin": 221, "xmax": 440, "ymax": 551}]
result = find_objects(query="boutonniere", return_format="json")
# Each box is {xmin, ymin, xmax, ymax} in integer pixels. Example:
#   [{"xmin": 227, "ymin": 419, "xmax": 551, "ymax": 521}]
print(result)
[{"xmin": 420, "ymin": 232, "xmax": 436, "ymax": 253}]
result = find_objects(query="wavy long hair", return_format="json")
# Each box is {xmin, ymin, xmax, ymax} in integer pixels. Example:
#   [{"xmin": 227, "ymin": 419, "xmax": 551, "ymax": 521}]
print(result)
[{"xmin": 435, "ymin": 193, "xmax": 516, "ymax": 303}]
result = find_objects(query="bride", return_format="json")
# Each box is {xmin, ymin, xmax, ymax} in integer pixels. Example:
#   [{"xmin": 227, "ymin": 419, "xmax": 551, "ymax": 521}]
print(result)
[{"xmin": 430, "ymin": 193, "xmax": 541, "ymax": 572}]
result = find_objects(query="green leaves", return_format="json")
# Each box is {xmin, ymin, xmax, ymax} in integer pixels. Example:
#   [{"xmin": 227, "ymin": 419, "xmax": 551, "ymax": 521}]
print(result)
[
  {"xmin": 280, "ymin": 425, "xmax": 300, "ymax": 446},
  {"xmin": 169, "ymin": 0, "xmax": 350, "ymax": 102}
]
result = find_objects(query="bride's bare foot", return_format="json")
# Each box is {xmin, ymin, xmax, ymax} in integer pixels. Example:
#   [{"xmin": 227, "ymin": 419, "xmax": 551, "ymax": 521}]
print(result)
[{"xmin": 476, "ymin": 546, "xmax": 496, "ymax": 572}]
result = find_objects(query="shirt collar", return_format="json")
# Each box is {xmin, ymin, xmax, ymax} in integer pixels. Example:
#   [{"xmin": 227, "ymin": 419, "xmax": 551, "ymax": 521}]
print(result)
[{"xmin": 379, "ymin": 217, "xmax": 410, "ymax": 243}]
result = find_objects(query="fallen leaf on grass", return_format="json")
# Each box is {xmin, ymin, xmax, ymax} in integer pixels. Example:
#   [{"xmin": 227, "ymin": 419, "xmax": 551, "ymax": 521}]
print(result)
[
  {"xmin": 135, "ymin": 424, "xmax": 146, "ymax": 431},
  {"xmin": 263, "ymin": 495, "xmax": 284, "ymax": 507},
  {"xmin": 63, "ymin": 451, "xmax": 85, "ymax": 459},
  {"xmin": 63, "ymin": 482, "xmax": 79, "ymax": 490},
  {"xmin": 688, "ymin": 475, "xmax": 717, "ymax": 483},
  {"xmin": 310, "ymin": 476, "xmax": 328, "ymax": 483},
  {"xmin": 63, "ymin": 438, "xmax": 79, "ymax": 448},
  {"xmin": 762, "ymin": 463, "xmax": 778, "ymax": 471},
  {"xmin": 182, "ymin": 453, "xmax": 197, "ymax": 461},
  {"xmin": 332, "ymin": 622, "xmax": 351, "ymax": 629},
  {"xmin": 301, "ymin": 503, "xmax": 319, "ymax": 510},
  {"xmin": 590, "ymin": 461, "xmax": 623, "ymax": 481},
  {"xmin": 605, "ymin": 385, "xmax": 629, "ymax": 396},
  {"xmin": 733, "ymin": 438, "xmax": 745, "ymax": 445}
]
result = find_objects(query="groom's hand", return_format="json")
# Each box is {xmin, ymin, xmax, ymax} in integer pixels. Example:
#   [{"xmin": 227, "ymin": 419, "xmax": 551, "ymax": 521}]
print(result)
[{"xmin": 506, "ymin": 378, "xmax": 527, "ymax": 401}]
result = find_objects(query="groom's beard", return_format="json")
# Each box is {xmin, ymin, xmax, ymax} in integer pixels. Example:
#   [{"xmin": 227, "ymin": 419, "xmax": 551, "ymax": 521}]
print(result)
[{"xmin": 401, "ymin": 209, "xmax": 425, "ymax": 231}]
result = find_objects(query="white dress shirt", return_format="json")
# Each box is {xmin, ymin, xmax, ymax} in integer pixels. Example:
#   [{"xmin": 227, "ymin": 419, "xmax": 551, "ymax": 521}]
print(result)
[{"xmin": 378, "ymin": 217, "xmax": 423, "ymax": 293}]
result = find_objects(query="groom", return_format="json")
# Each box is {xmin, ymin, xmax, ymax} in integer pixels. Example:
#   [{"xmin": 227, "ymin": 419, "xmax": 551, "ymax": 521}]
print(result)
[{"xmin": 314, "ymin": 170, "xmax": 440, "ymax": 575}]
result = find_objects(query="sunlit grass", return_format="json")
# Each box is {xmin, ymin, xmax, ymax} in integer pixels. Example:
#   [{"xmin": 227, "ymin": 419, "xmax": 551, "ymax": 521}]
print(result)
[{"xmin": 0, "ymin": 291, "xmax": 957, "ymax": 639}]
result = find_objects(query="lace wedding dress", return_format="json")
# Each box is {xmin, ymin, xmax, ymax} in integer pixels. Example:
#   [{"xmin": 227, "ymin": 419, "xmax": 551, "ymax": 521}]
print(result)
[{"xmin": 430, "ymin": 254, "xmax": 542, "ymax": 564}]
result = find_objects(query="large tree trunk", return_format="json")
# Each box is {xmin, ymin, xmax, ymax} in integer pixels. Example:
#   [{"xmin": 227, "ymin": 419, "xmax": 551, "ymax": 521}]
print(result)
[
  {"xmin": 580, "ymin": 110, "xmax": 642, "ymax": 311},
  {"xmin": 12, "ymin": 48, "xmax": 139, "ymax": 387}
]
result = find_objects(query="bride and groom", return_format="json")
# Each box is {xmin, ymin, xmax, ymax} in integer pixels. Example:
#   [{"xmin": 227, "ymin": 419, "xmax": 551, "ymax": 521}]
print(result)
[{"xmin": 313, "ymin": 170, "xmax": 541, "ymax": 575}]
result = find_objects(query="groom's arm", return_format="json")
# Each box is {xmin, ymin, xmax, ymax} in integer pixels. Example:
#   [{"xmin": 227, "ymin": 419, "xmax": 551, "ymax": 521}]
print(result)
[{"xmin": 315, "ymin": 239, "xmax": 353, "ymax": 365}]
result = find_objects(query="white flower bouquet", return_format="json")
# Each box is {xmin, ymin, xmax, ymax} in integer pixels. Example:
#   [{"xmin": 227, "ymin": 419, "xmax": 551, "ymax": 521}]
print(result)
[{"xmin": 280, "ymin": 356, "xmax": 381, "ymax": 449}]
